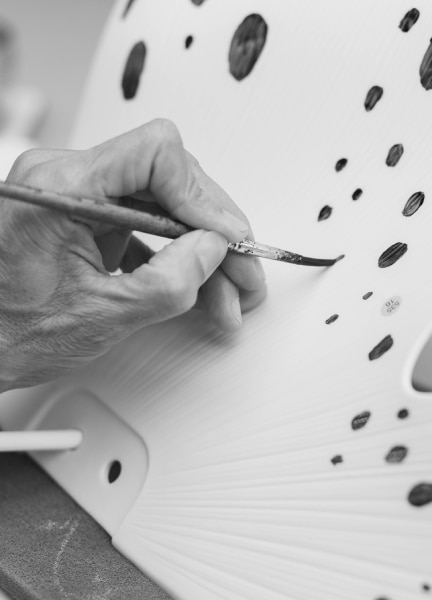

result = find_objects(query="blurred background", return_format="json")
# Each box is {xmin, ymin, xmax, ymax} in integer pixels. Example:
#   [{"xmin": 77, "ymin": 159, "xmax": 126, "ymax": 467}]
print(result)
[{"xmin": 0, "ymin": 0, "xmax": 115, "ymax": 176}]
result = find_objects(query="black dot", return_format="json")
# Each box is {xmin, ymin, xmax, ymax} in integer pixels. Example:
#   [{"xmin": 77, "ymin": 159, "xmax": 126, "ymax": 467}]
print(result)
[
  {"xmin": 402, "ymin": 191, "xmax": 425, "ymax": 216},
  {"xmin": 378, "ymin": 242, "xmax": 408, "ymax": 268},
  {"xmin": 335, "ymin": 158, "xmax": 348, "ymax": 172},
  {"xmin": 386, "ymin": 144, "xmax": 404, "ymax": 167},
  {"xmin": 318, "ymin": 205, "xmax": 332, "ymax": 221},
  {"xmin": 229, "ymin": 14, "xmax": 268, "ymax": 81},
  {"xmin": 362, "ymin": 291, "xmax": 373, "ymax": 300},
  {"xmin": 352, "ymin": 188, "xmax": 363, "ymax": 200},
  {"xmin": 420, "ymin": 39, "xmax": 432, "ymax": 90},
  {"xmin": 121, "ymin": 41, "xmax": 147, "ymax": 100},
  {"xmin": 397, "ymin": 408, "xmax": 409, "ymax": 419},
  {"xmin": 331, "ymin": 455, "xmax": 343, "ymax": 465},
  {"xmin": 385, "ymin": 445, "xmax": 408, "ymax": 463},
  {"xmin": 108, "ymin": 460, "xmax": 122, "ymax": 483},
  {"xmin": 191, "ymin": 0, "xmax": 206, "ymax": 4},
  {"xmin": 185, "ymin": 35, "xmax": 193, "ymax": 49},
  {"xmin": 325, "ymin": 314, "xmax": 339, "ymax": 325},
  {"xmin": 399, "ymin": 8, "xmax": 420, "ymax": 32},
  {"xmin": 369, "ymin": 335, "xmax": 394, "ymax": 361},
  {"xmin": 351, "ymin": 411, "xmax": 371, "ymax": 430},
  {"xmin": 408, "ymin": 482, "xmax": 432, "ymax": 507},
  {"xmin": 364, "ymin": 85, "xmax": 384, "ymax": 111},
  {"xmin": 423, "ymin": 583, "xmax": 431, "ymax": 592}
]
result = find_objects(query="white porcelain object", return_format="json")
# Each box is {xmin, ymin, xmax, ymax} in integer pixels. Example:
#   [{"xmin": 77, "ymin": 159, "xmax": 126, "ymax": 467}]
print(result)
[{"xmin": 1, "ymin": 1, "xmax": 432, "ymax": 599}]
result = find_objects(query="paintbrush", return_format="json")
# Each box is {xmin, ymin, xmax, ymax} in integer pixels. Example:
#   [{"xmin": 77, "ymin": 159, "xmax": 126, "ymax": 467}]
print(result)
[{"xmin": 0, "ymin": 181, "xmax": 343, "ymax": 267}]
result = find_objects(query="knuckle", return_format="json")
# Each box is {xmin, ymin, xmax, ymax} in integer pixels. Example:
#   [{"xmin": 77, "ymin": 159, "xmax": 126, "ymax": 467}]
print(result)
[
  {"xmin": 150, "ymin": 118, "xmax": 182, "ymax": 146},
  {"xmin": 7, "ymin": 149, "xmax": 43, "ymax": 179}
]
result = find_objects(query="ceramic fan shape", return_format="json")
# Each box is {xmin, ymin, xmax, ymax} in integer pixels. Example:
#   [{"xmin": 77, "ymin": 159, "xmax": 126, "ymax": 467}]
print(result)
[{"xmin": 1, "ymin": 1, "xmax": 432, "ymax": 599}]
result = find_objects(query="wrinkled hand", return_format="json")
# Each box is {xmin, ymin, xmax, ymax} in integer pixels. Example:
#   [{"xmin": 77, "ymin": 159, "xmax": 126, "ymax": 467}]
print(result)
[{"xmin": 0, "ymin": 120, "xmax": 266, "ymax": 392}]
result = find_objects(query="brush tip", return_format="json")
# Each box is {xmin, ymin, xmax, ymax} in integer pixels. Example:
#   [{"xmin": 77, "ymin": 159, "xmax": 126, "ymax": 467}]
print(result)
[{"xmin": 334, "ymin": 254, "xmax": 345, "ymax": 263}]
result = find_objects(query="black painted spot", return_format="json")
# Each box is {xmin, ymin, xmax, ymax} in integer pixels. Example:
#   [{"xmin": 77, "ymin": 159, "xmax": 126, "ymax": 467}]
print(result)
[
  {"xmin": 351, "ymin": 411, "xmax": 371, "ymax": 430},
  {"xmin": 352, "ymin": 188, "xmax": 363, "ymax": 201},
  {"xmin": 364, "ymin": 86, "xmax": 384, "ymax": 111},
  {"xmin": 385, "ymin": 445, "xmax": 408, "ymax": 463},
  {"xmin": 403, "ymin": 191, "xmax": 424, "ymax": 216},
  {"xmin": 325, "ymin": 314, "xmax": 339, "ymax": 325},
  {"xmin": 362, "ymin": 291, "xmax": 373, "ymax": 300},
  {"xmin": 398, "ymin": 408, "xmax": 409, "ymax": 419},
  {"xmin": 386, "ymin": 144, "xmax": 404, "ymax": 166},
  {"xmin": 378, "ymin": 242, "xmax": 408, "ymax": 268},
  {"xmin": 318, "ymin": 205, "xmax": 332, "ymax": 221},
  {"xmin": 122, "ymin": 0, "xmax": 137, "ymax": 18},
  {"xmin": 420, "ymin": 39, "xmax": 432, "ymax": 90},
  {"xmin": 185, "ymin": 35, "xmax": 194, "ymax": 49},
  {"xmin": 331, "ymin": 455, "xmax": 343, "ymax": 465},
  {"xmin": 122, "ymin": 41, "xmax": 146, "ymax": 100},
  {"xmin": 422, "ymin": 583, "xmax": 431, "ymax": 592},
  {"xmin": 369, "ymin": 335, "xmax": 393, "ymax": 361},
  {"xmin": 399, "ymin": 8, "xmax": 420, "ymax": 32},
  {"xmin": 335, "ymin": 158, "xmax": 348, "ymax": 172},
  {"xmin": 408, "ymin": 482, "xmax": 432, "ymax": 506},
  {"xmin": 229, "ymin": 14, "xmax": 268, "ymax": 81},
  {"xmin": 191, "ymin": 0, "xmax": 206, "ymax": 4}
]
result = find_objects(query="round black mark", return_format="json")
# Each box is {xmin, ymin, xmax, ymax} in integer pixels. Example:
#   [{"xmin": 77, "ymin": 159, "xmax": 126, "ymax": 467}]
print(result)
[
  {"xmin": 325, "ymin": 314, "xmax": 339, "ymax": 325},
  {"xmin": 351, "ymin": 411, "xmax": 371, "ymax": 430},
  {"xmin": 385, "ymin": 445, "xmax": 408, "ymax": 463},
  {"xmin": 399, "ymin": 8, "xmax": 420, "ymax": 32},
  {"xmin": 362, "ymin": 291, "xmax": 373, "ymax": 300},
  {"xmin": 122, "ymin": 41, "xmax": 147, "ymax": 100},
  {"xmin": 398, "ymin": 408, "xmax": 409, "ymax": 419},
  {"xmin": 108, "ymin": 460, "xmax": 122, "ymax": 483},
  {"xmin": 420, "ymin": 39, "xmax": 432, "ymax": 90},
  {"xmin": 318, "ymin": 205, "xmax": 332, "ymax": 221},
  {"xmin": 378, "ymin": 242, "xmax": 408, "ymax": 268},
  {"xmin": 229, "ymin": 14, "xmax": 268, "ymax": 81},
  {"xmin": 331, "ymin": 455, "xmax": 343, "ymax": 465},
  {"xmin": 408, "ymin": 482, "xmax": 432, "ymax": 507},
  {"xmin": 352, "ymin": 188, "xmax": 363, "ymax": 200},
  {"xmin": 122, "ymin": 0, "xmax": 137, "ymax": 18},
  {"xmin": 422, "ymin": 583, "xmax": 431, "ymax": 592},
  {"xmin": 386, "ymin": 144, "xmax": 404, "ymax": 166},
  {"xmin": 191, "ymin": 0, "xmax": 206, "ymax": 4},
  {"xmin": 335, "ymin": 158, "xmax": 347, "ymax": 172},
  {"xmin": 185, "ymin": 35, "xmax": 194, "ymax": 49},
  {"xmin": 364, "ymin": 86, "xmax": 383, "ymax": 111},
  {"xmin": 403, "ymin": 191, "xmax": 425, "ymax": 216},
  {"xmin": 369, "ymin": 335, "xmax": 394, "ymax": 361}
]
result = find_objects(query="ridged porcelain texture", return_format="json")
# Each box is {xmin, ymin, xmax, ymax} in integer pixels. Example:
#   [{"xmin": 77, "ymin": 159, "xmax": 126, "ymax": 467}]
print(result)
[{"xmin": 2, "ymin": 1, "xmax": 432, "ymax": 598}]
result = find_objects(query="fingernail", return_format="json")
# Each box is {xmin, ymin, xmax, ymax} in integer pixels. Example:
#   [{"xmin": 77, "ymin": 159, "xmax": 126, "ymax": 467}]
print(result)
[
  {"xmin": 222, "ymin": 210, "xmax": 249, "ymax": 237},
  {"xmin": 254, "ymin": 258, "xmax": 266, "ymax": 282},
  {"xmin": 231, "ymin": 298, "xmax": 242, "ymax": 325},
  {"xmin": 197, "ymin": 231, "xmax": 227, "ymax": 274}
]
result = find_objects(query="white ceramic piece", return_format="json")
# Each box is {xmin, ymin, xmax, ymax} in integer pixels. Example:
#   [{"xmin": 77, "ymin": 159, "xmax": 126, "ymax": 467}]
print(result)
[{"xmin": 1, "ymin": 1, "xmax": 432, "ymax": 598}]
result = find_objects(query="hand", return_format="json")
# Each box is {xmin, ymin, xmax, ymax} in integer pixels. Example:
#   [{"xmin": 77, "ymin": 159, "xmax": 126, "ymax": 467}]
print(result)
[{"xmin": 0, "ymin": 119, "xmax": 266, "ymax": 392}]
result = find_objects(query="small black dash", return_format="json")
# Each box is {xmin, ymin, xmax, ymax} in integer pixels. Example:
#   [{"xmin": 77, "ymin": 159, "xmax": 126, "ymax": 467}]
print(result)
[
  {"xmin": 229, "ymin": 14, "xmax": 268, "ymax": 81},
  {"xmin": 398, "ymin": 408, "xmax": 409, "ymax": 419},
  {"xmin": 318, "ymin": 205, "xmax": 332, "ymax": 221},
  {"xmin": 386, "ymin": 144, "xmax": 404, "ymax": 166},
  {"xmin": 385, "ymin": 445, "xmax": 408, "ymax": 463},
  {"xmin": 420, "ymin": 39, "xmax": 432, "ymax": 90},
  {"xmin": 121, "ymin": 41, "xmax": 147, "ymax": 100},
  {"xmin": 351, "ymin": 411, "xmax": 371, "ymax": 430},
  {"xmin": 363, "ymin": 291, "xmax": 373, "ymax": 300},
  {"xmin": 352, "ymin": 188, "xmax": 363, "ymax": 200},
  {"xmin": 331, "ymin": 455, "xmax": 343, "ymax": 465},
  {"xmin": 335, "ymin": 158, "xmax": 347, "ymax": 172},
  {"xmin": 325, "ymin": 314, "xmax": 339, "ymax": 325},
  {"xmin": 369, "ymin": 335, "xmax": 393, "ymax": 361},
  {"xmin": 403, "ymin": 191, "xmax": 424, "ymax": 216},
  {"xmin": 399, "ymin": 8, "xmax": 420, "ymax": 32},
  {"xmin": 185, "ymin": 35, "xmax": 194, "ymax": 49},
  {"xmin": 122, "ymin": 0, "xmax": 137, "ymax": 18},
  {"xmin": 408, "ymin": 482, "xmax": 432, "ymax": 507},
  {"xmin": 378, "ymin": 242, "xmax": 408, "ymax": 268},
  {"xmin": 364, "ymin": 85, "xmax": 384, "ymax": 111}
]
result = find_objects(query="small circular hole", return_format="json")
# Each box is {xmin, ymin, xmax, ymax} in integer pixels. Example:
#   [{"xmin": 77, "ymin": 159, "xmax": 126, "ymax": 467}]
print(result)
[{"xmin": 107, "ymin": 460, "xmax": 122, "ymax": 483}]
